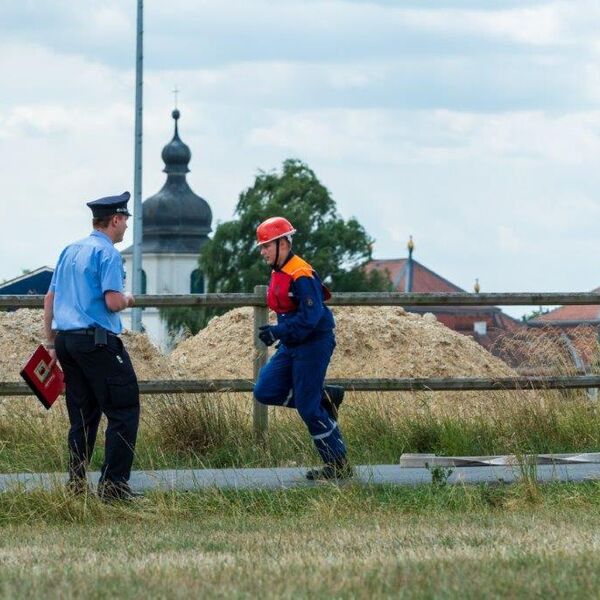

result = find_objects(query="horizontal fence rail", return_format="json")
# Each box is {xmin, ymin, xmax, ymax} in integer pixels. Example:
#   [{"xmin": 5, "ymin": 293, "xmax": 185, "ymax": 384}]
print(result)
[
  {"xmin": 4, "ymin": 289, "xmax": 600, "ymax": 437},
  {"xmin": 0, "ymin": 293, "xmax": 262, "ymax": 309},
  {"xmin": 4, "ymin": 292, "xmax": 600, "ymax": 309},
  {"xmin": 3, "ymin": 376, "xmax": 600, "ymax": 397}
]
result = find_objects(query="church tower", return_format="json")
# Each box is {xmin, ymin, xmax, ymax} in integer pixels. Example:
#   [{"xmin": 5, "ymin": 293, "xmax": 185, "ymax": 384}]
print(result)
[{"xmin": 122, "ymin": 109, "xmax": 212, "ymax": 348}]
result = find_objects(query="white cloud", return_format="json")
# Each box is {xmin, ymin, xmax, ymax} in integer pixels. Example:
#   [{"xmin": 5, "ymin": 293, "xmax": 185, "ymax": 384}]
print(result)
[
  {"xmin": 0, "ymin": 41, "xmax": 132, "ymax": 107},
  {"xmin": 409, "ymin": 4, "xmax": 562, "ymax": 46},
  {"xmin": 4, "ymin": 0, "xmax": 599, "ymax": 69},
  {"xmin": 89, "ymin": 4, "xmax": 131, "ymax": 37},
  {"xmin": 245, "ymin": 108, "xmax": 600, "ymax": 165},
  {"xmin": 2, "ymin": 0, "xmax": 600, "ymax": 304},
  {"xmin": 497, "ymin": 225, "xmax": 523, "ymax": 254}
]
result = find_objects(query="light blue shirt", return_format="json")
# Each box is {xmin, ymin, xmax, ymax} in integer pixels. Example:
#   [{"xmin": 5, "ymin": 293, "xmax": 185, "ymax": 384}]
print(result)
[{"xmin": 49, "ymin": 230, "xmax": 125, "ymax": 334}]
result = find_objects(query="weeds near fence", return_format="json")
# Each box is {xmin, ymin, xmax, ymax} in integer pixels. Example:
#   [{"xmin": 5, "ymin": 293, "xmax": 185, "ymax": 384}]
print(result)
[
  {"xmin": 0, "ymin": 325, "xmax": 599, "ymax": 473},
  {"xmin": 2, "ymin": 388, "xmax": 600, "ymax": 474},
  {"xmin": 491, "ymin": 324, "xmax": 600, "ymax": 375}
]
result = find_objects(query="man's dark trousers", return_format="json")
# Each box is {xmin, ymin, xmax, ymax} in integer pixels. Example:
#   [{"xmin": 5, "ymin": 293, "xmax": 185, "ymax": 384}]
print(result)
[{"xmin": 55, "ymin": 331, "xmax": 140, "ymax": 485}]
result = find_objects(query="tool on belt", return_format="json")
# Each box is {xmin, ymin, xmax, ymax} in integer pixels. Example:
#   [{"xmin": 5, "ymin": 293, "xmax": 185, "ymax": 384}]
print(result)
[{"xmin": 60, "ymin": 327, "xmax": 115, "ymax": 347}]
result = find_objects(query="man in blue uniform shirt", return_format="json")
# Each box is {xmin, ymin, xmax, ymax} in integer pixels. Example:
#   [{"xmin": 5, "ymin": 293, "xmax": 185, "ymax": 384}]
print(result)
[{"xmin": 43, "ymin": 192, "xmax": 140, "ymax": 501}]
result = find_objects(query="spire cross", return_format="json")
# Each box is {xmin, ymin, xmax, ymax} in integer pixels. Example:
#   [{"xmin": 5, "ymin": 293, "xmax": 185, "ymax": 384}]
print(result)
[{"xmin": 172, "ymin": 85, "xmax": 180, "ymax": 109}]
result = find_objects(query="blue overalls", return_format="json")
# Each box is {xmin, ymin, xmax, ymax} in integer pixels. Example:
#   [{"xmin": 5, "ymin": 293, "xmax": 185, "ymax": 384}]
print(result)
[{"xmin": 253, "ymin": 253, "xmax": 346, "ymax": 463}]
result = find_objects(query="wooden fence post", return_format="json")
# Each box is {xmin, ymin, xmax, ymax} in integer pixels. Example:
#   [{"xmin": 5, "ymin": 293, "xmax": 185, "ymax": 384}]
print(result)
[{"xmin": 253, "ymin": 285, "xmax": 269, "ymax": 440}]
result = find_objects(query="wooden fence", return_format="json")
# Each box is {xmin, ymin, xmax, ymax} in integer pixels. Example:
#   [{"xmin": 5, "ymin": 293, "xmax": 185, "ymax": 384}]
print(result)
[{"xmin": 2, "ymin": 288, "xmax": 599, "ymax": 437}]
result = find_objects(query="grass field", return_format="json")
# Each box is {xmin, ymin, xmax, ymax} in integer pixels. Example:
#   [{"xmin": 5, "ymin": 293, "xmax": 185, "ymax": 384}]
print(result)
[
  {"xmin": 3, "ymin": 378, "xmax": 600, "ymax": 597},
  {"xmin": 2, "ymin": 482, "xmax": 600, "ymax": 598},
  {"xmin": 2, "ymin": 307, "xmax": 599, "ymax": 598}
]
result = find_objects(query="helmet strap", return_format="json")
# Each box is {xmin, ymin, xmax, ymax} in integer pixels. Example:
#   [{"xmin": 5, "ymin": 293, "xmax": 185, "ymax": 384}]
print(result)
[{"xmin": 274, "ymin": 238, "xmax": 281, "ymax": 270}]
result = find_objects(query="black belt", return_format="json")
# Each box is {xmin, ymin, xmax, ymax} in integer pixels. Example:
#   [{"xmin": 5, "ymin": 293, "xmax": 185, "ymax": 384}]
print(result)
[{"xmin": 59, "ymin": 328, "xmax": 118, "ymax": 337}]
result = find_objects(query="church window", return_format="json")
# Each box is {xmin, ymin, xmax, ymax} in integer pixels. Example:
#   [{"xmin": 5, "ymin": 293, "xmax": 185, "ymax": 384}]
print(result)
[{"xmin": 191, "ymin": 269, "xmax": 204, "ymax": 293}]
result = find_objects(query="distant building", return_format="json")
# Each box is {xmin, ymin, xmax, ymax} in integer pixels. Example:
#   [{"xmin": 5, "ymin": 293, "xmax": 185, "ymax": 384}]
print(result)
[
  {"xmin": 122, "ymin": 109, "xmax": 212, "ymax": 348},
  {"xmin": 365, "ymin": 239, "xmax": 521, "ymax": 350},
  {"xmin": 528, "ymin": 287, "xmax": 600, "ymax": 327},
  {"xmin": 0, "ymin": 266, "xmax": 54, "ymax": 296}
]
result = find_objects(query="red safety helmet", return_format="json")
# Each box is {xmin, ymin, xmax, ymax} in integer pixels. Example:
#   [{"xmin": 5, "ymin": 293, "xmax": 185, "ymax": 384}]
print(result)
[{"xmin": 256, "ymin": 217, "xmax": 296, "ymax": 246}]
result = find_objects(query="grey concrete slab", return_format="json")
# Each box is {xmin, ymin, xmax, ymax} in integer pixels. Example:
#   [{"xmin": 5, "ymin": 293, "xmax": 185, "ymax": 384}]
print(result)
[
  {"xmin": 400, "ymin": 452, "xmax": 600, "ymax": 468},
  {"xmin": 2, "ymin": 462, "xmax": 600, "ymax": 493}
]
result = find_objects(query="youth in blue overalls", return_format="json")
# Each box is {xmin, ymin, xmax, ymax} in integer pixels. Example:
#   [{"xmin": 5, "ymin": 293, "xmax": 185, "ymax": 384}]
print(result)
[{"xmin": 253, "ymin": 217, "xmax": 351, "ymax": 480}]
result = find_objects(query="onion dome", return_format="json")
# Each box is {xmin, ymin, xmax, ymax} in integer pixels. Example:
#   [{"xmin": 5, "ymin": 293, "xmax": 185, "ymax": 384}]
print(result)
[
  {"xmin": 161, "ymin": 109, "xmax": 191, "ymax": 174},
  {"xmin": 124, "ymin": 109, "xmax": 212, "ymax": 255}
]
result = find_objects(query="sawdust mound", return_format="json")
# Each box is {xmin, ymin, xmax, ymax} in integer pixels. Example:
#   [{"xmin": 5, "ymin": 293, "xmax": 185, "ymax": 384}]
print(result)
[
  {"xmin": 0, "ymin": 309, "xmax": 168, "ymax": 382},
  {"xmin": 2, "ymin": 307, "xmax": 516, "ymax": 383},
  {"xmin": 169, "ymin": 306, "xmax": 515, "ymax": 379},
  {"xmin": 0, "ymin": 309, "xmax": 43, "ymax": 382},
  {"xmin": 120, "ymin": 331, "xmax": 170, "ymax": 380},
  {"xmin": 170, "ymin": 307, "xmax": 257, "ymax": 379},
  {"xmin": 329, "ymin": 306, "xmax": 514, "ymax": 378}
]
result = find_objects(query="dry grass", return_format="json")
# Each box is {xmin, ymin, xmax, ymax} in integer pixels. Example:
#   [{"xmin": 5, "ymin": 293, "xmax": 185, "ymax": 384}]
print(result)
[
  {"xmin": 2, "ymin": 313, "xmax": 600, "ymax": 597},
  {"xmin": 2, "ymin": 483, "xmax": 600, "ymax": 597},
  {"xmin": 2, "ymin": 385, "xmax": 600, "ymax": 476}
]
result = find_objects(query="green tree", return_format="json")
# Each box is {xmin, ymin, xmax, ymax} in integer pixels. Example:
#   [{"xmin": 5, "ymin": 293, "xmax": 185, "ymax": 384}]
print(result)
[
  {"xmin": 521, "ymin": 306, "xmax": 551, "ymax": 322},
  {"xmin": 162, "ymin": 159, "xmax": 390, "ymax": 334}
]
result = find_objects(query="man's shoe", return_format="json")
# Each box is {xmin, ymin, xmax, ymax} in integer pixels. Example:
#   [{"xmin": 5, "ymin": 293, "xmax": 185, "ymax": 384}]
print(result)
[
  {"xmin": 65, "ymin": 477, "xmax": 91, "ymax": 496},
  {"xmin": 306, "ymin": 457, "xmax": 353, "ymax": 481},
  {"xmin": 321, "ymin": 385, "xmax": 344, "ymax": 421},
  {"xmin": 97, "ymin": 481, "xmax": 142, "ymax": 503}
]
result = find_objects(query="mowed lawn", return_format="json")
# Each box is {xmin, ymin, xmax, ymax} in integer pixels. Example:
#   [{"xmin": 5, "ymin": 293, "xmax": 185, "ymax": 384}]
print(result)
[{"xmin": 2, "ymin": 483, "xmax": 600, "ymax": 598}]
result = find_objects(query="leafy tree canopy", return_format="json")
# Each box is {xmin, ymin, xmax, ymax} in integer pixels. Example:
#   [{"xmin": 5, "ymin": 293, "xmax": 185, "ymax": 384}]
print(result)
[
  {"xmin": 203, "ymin": 159, "xmax": 389, "ymax": 292},
  {"xmin": 162, "ymin": 159, "xmax": 390, "ymax": 334}
]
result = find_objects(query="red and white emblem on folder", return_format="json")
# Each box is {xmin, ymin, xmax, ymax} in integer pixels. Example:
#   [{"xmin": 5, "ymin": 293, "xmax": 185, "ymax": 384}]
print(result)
[{"xmin": 20, "ymin": 345, "xmax": 65, "ymax": 409}]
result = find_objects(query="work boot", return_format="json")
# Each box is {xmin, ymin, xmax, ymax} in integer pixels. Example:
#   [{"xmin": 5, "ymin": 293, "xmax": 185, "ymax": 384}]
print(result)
[
  {"xmin": 97, "ymin": 480, "xmax": 142, "ymax": 503},
  {"xmin": 321, "ymin": 385, "xmax": 344, "ymax": 421},
  {"xmin": 306, "ymin": 457, "xmax": 354, "ymax": 481}
]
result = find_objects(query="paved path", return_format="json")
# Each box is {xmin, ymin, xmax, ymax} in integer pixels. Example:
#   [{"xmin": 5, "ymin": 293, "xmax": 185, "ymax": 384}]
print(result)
[{"xmin": 3, "ymin": 463, "xmax": 600, "ymax": 493}]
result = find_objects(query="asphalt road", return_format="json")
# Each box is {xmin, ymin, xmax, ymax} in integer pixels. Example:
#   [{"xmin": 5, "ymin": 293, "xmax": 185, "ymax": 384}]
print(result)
[{"xmin": 2, "ymin": 462, "xmax": 600, "ymax": 493}]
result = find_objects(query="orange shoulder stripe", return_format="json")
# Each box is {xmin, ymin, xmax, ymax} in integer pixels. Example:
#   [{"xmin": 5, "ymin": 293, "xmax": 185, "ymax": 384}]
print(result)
[{"xmin": 282, "ymin": 255, "xmax": 315, "ymax": 280}]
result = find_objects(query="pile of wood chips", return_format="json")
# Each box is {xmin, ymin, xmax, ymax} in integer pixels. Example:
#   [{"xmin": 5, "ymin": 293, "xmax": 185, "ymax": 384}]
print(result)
[
  {"xmin": 168, "ymin": 306, "xmax": 526, "ymax": 418},
  {"xmin": 3, "ymin": 308, "xmax": 515, "ymax": 383},
  {"xmin": 170, "ymin": 306, "xmax": 516, "ymax": 380},
  {"xmin": 3, "ymin": 307, "xmax": 540, "ymax": 418},
  {"xmin": 0, "ymin": 310, "xmax": 169, "ymax": 382}
]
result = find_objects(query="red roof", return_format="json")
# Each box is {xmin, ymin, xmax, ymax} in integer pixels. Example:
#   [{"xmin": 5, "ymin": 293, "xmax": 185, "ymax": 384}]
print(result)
[
  {"xmin": 365, "ymin": 257, "xmax": 523, "ymax": 327},
  {"xmin": 535, "ymin": 305, "xmax": 600, "ymax": 321},
  {"xmin": 365, "ymin": 257, "xmax": 524, "ymax": 358},
  {"xmin": 533, "ymin": 286, "xmax": 600, "ymax": 322},
  {"xmin": 365, "ymin": 258, "xmax": 464, "ymax": 293}
]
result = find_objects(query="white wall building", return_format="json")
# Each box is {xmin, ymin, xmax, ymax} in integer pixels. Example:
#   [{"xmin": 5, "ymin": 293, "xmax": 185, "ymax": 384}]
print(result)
[{"xmin": 122, "ymin": 109, "xmax": 212, "ymax": 349}]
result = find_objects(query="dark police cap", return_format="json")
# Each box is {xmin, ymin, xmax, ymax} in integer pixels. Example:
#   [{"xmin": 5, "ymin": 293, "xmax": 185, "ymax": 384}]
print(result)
[{"xmin": 86, "ymin": 192, "xmax": 132, "ymax": 218}]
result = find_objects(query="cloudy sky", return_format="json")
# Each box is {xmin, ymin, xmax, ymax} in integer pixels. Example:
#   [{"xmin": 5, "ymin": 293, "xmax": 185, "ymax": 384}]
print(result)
[{"xmin": 2, "ymin": 0, "xmax": 600, "ymax": 317}]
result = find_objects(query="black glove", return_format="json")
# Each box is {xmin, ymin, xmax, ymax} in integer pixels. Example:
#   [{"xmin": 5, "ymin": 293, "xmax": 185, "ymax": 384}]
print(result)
[{"xmin": 258, "ymin": 325, "xmax": 277, "ymax": 347}]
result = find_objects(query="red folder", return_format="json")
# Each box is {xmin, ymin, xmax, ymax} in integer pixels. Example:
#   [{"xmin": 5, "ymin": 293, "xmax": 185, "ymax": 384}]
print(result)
[{"xmin": 20, "ymin": 345, "xmax": 65, "ymax": 409}]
